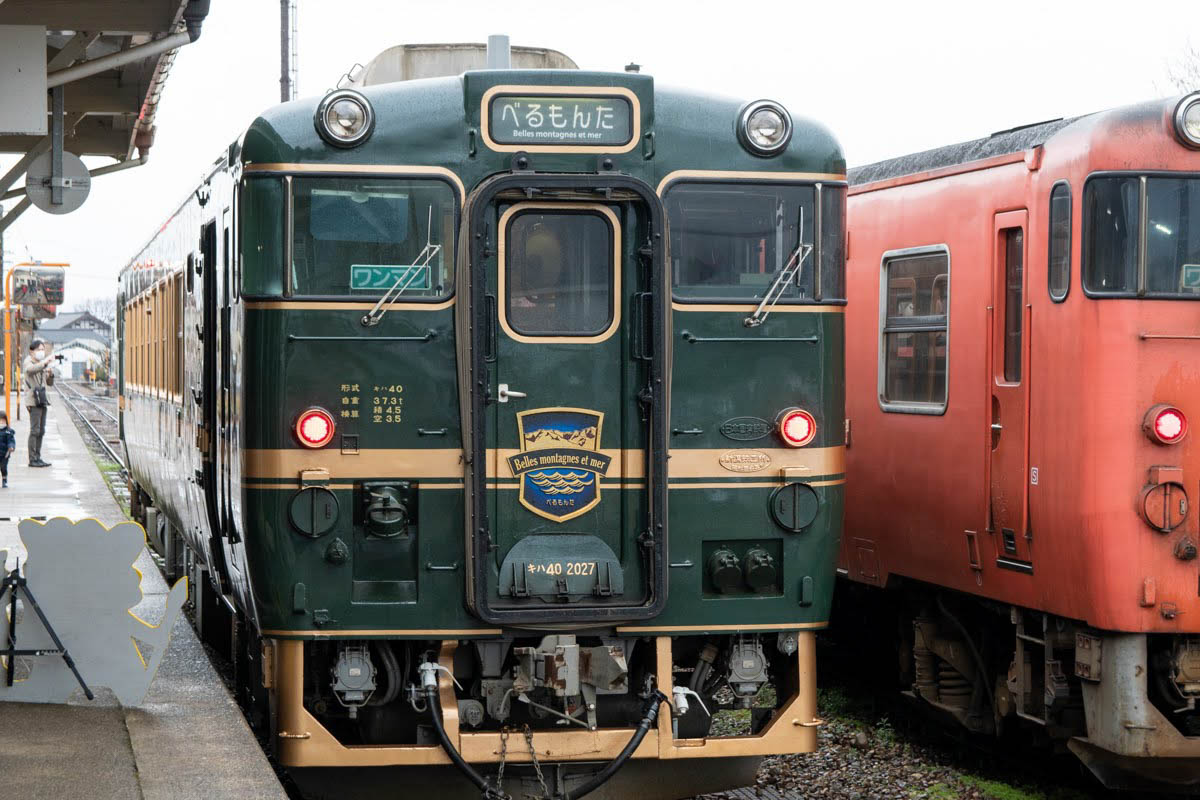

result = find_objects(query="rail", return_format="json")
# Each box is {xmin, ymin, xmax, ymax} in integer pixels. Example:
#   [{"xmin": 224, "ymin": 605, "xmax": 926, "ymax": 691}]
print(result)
[
  {"xmin": 54, "ymin": 382, "xmax": 125, "ymax": 472},
  {"xmin": 56, "ymin": 379, "xmax": 118, "ymax": 425}
]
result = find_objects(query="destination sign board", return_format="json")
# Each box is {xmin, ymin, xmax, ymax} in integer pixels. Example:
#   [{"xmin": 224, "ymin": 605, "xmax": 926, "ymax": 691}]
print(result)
[
  {"xmin": 488, "ymin": 94, "xmax": 634, "ymax": 147},
  {"xmin": 350, "ymin": 264, "xmax": 430, "ymax": 292}
]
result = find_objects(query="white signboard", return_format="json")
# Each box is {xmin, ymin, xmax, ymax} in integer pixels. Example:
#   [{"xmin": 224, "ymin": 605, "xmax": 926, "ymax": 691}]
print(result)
[{"xmin": 0, "ymin": 26, "xmax": 47, "ymax": 136}]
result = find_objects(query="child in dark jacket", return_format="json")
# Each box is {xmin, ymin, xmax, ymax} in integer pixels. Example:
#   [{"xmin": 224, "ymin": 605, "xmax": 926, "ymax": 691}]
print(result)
[{"xmin": 0, "ymin": 412, "xmax": 15, "ymax": 487}]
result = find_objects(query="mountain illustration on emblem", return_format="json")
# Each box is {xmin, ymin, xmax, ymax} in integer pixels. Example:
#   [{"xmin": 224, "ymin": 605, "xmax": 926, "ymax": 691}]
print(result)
[{"xmin": 523, "ymin": 425, "xmax": 598, "ymax": 450}]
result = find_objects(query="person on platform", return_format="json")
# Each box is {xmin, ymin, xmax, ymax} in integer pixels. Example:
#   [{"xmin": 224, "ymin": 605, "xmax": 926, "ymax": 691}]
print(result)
[
  {"xmin": 0, "ymin": 411, "xmax": 15, "ymax": 487},
  {"xmin": 22, "ymin": 339, "xmax": 55, "ymax": 468}
]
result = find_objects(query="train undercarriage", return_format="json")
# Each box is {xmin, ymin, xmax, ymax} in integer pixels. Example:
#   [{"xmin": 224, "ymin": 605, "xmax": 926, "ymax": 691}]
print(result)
[
  {"xmin": 835, "ymin": 579, "xmax": 1200, "ymax": 794},
  {"xmin": 137, "ymin": 495, "xmax": 820, "ymax": 799}
]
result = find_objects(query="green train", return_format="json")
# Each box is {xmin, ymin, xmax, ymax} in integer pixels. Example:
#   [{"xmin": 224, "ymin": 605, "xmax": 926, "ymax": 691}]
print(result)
[{"xmin": 117, "ymin": 42, "xmax": 846, "ymax": 799}]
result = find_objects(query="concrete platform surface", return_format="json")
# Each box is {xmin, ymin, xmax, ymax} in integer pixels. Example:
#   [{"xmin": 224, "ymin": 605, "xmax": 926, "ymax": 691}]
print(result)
[{"xmin": 0, "ymin": 398, "xmax": 286, "ymax": 800}]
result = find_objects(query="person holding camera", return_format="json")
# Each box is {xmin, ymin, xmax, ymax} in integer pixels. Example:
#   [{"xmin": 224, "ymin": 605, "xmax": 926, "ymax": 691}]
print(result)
[{"xmin": 22, "ymin": 339, "xmax": 55, "ymax": 468}]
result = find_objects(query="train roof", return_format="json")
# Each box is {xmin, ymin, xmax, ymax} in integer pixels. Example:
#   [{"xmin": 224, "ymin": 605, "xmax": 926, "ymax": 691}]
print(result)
[
  {"xmin": 848, "ymin": 115, "xmax": 1084, "ymax": 186},
  {"xmin": 242, "ymin": 69, "xmax": 845, "ymax": 181}
]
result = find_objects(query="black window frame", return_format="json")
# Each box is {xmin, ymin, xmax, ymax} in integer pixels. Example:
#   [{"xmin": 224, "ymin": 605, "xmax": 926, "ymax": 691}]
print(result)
[
  {"xmin": 1047, "ymin": 180, "xmax": 1071, "ymax": 302},
  {"xmin": 1082, "ymin": 170, "xmax": 1200, "ymax": 300},
  {"xmin": 662, "ymin": 177, "xmax": 847, "ymax": 306},
  {"xmin": 878, "ymin": 244, "xmax": 950, "ymax": 415}
]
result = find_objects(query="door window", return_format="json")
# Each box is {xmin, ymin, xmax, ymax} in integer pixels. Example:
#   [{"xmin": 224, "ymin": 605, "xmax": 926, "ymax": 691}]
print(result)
[
  {"xmin": 1003, "ymin": 229, "xmax": 1024, "ymax": 383},
  {"xmin": 502, "ymin": 208, "xmax": 616, "ymax": 337}
]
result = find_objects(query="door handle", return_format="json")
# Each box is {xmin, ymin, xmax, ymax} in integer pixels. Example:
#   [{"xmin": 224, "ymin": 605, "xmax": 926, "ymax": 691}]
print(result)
[
  {"xmin": 991, "ymin": 423, "xmax": 1003, "ymax": 432},
  {"xmin": 498, "ymin": 384, "xmax": 526, "ymax": 403}
]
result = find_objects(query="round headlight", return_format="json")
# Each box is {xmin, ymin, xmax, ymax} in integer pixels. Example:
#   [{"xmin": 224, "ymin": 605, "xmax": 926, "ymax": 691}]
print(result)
[
  {"xmin": 314, "ymin": 89, "xmax": 375, "ymax": 148},
  {"xmin": 737, "ymin": 100, "xmax": 793, "ymax": 157},
  {"xmin": 1175, "ymin": 93, "xmax": 1200, "ymax": 149}
]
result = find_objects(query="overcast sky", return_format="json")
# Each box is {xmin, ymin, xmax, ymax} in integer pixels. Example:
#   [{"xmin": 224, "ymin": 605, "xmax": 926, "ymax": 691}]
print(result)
[{"xmin": 2, "ymin": 0, "xmax": 1198, "ymax": 305}]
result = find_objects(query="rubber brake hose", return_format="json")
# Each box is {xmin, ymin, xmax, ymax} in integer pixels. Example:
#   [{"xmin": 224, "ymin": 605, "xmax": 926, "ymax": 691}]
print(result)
[
  {"xmin": 426, "ymin": 684, "xmax": 508, "ymax": 799},
  {"xmin": 427, "ymin": 684, "xmax": 668, "ymax": 800},
  {"xmin": 563, "ymin": 690, "xmax": 669, "ymax": 800}
]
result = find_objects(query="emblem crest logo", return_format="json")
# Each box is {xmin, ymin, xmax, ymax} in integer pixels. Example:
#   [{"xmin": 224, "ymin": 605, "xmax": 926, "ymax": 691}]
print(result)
[{"xmin": 506, "ymin": 407, "xmax": 613, "ymax": 522}]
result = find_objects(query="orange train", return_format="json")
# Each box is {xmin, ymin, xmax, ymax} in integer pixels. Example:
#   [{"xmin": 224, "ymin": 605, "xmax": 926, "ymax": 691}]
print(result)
[{"xmin": 839, "ymin": 92, "xmax": 1200, "ymax": 791}]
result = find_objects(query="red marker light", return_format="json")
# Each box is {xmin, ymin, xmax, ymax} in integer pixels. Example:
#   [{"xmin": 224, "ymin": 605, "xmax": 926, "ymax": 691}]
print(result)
[
  {"xmin": 296, "ymin": 408, "xmax": 336, "ymax": 448},
  {"xmin": 1144, "ymin": 404, "xmax": 1188, "ymax": 445},
  {"xmin": 777, "ymin": 408, "xmax": 817, "ymax": 447}
]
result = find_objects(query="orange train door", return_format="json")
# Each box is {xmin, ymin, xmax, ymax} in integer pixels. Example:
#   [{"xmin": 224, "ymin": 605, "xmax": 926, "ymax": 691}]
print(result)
[{"xmin": 988, "ymin": 209, "xmax": 1032, "ymax": 568}]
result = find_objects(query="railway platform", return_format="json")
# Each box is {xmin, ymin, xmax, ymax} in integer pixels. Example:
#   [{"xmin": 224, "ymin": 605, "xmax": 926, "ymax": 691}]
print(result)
[{"xmin": 0, "ymin": 399, "xmax": 286, "ymax": 800}]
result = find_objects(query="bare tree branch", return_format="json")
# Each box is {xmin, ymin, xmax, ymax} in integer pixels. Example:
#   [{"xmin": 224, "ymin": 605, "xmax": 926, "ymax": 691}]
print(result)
[
  {"xmin": 1166, "ymin": 41, "xmax": 1200, "ymax": 94},
  {"xmin": 68, "ymin": 296, "xmax": 116, "ymax": 326}
]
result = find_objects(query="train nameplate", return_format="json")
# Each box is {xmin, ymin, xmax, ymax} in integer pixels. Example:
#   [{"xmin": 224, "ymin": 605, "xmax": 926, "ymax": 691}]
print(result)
[
  {"xmin": 719, "ymin": 450, "xmax": 772, "ymax": 473},
  {"xmin": 488, "ymin": 94, "xmax": 634, "ymax": 147},
  {"xmin": 719, "ymin": 416, "xmax": 772, "ymax": 441}
]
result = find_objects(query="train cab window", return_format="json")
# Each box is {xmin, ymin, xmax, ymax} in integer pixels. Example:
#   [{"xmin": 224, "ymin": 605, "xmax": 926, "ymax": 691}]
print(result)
[
  {"xmin": 503, "ymin": 210, "xmax": 614, "ymax": 336},
  {"xmin": 1083, "ymin": 177, "xmax": 1140, "ymax": 294},
  {"xmin": 1146, "ymin": 177, "xmax": 1200, "ymax": 297},
  {"xmin": 665, "ymin": 181, "xmax": 829, "ymax": 302},
  {"xmin": 290, "ymin": 177, "xmax": 456, "ymax": 300},
  {"xmin": 879, "ymin": 247, "xmax": 949, "ymax": 413},
  {"xmin": 241, "ymin": 177, "xmax": 284, "ymax": 296},
  {"xmin": 820, "ymin": 185, "xmax": 848, "ymax": 301},
  {"xmin": 1048, "ymin": 182, "xmax": 1071, "ymax": 301}
]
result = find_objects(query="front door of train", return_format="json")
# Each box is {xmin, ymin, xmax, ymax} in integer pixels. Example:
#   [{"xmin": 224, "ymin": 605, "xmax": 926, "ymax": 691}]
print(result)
[
  {"xmin": 463, "ymin": 177, "xmax": 667, "ymax": 625},
  {"xmin": 989, "ymin": 210, "xmax": 1033, "ymax": 567}
]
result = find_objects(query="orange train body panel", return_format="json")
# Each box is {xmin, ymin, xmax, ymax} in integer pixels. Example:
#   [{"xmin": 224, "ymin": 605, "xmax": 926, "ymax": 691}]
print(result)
[{"xmin": 843, "ymin": 96, "xmax": 1200, "ymax": 634}]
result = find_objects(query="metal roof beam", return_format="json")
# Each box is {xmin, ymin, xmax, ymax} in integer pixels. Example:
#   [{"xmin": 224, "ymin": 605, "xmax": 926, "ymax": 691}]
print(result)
[
  {"xmin": 46, "ymin": 30, "xmax": 100, "ymax": 71},
  {"xmin": 0, "ymin": 0, "xmax": 180, "ymax": 33}
]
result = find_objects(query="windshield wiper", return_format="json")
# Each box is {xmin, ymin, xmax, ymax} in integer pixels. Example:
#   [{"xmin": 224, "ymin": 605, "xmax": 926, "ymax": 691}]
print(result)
[
  {"xmin": 744, "ymin": 207, "xmax": 813, "ymax": 328},
  {"xmin": 361, "ymin": 206, "xmax": 443, "ymax": 327}
]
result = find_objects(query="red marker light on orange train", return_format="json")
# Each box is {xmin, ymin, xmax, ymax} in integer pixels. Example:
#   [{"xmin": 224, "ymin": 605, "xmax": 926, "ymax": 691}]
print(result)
[
  {"xmin": 777, "ymin": 408, "xmax": 817, "ymax": 447},
  {"xmin": 1144, "ymin": 404, "xmax": 1188, "ymax": 445},
  {"xmin": 296, "ymin": 408, "xmax": 336, "ymax": 448}
]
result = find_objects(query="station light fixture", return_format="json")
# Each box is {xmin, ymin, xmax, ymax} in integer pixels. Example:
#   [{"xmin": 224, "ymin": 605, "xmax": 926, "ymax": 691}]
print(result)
[
  {"xmin": 777, "ymin": 407, "xmax": 817, "ymax": 447},
  {"xmin": 737, "ymin": 100, "xmax": 793, "ymax": 157},
  {"xmin": 1144, "ymin": 404, "xmax": 1188, "ymax": 445},
  {"xmin": 296, "ymin": 407, "xmax": 336, "ymax": 448},
  {"xmin": 314, "ymin": 89, "xmax": 375, "ymax": 148},
  {"xmin": 1174, "ymin": 93, "xmax": 1200, "ymax": 149}
]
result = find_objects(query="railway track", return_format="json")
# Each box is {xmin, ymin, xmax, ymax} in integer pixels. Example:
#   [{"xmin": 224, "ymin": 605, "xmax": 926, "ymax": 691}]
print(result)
[{"xmin": 55, "ymin": 379, "xmax": 125, "ymax": 474}]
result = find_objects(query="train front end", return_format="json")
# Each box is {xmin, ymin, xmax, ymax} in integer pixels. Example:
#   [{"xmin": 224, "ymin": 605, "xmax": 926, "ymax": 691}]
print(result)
[
  {"xmin": 237, "ymin": 56, "xmax": 845, "ymax": 798},
  {"xmin": 1056, "ymin": 92, "xmax": 1200, "ymax": 790}
]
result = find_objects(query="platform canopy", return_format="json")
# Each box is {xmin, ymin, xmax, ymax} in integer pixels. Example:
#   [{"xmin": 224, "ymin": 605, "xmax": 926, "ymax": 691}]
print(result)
[
  {"xmin": 0, "ymin": 0, "xmax": 210, "ymax": 159},
  {"xmin": 0, "ymin": 1, "xmax": 209, "ymax": 230}
]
